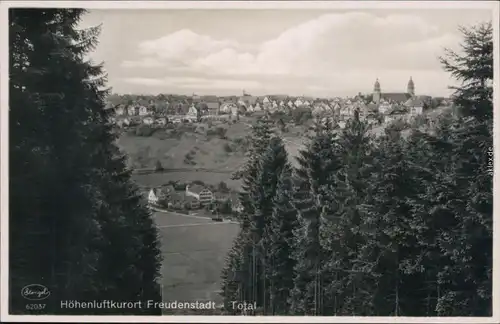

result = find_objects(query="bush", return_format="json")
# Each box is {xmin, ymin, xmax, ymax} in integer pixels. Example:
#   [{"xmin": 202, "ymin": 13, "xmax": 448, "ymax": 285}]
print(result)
[
  {"xmin": 154, "ymin": 160, "xmax": 164, "ymax": 172},
  {"xmin": 191, "ymin": 180, "xmax": 205, "ymax": 186},
  {"xmin": 217, "ymin": 181, "xmax": 230, "ymax": 193},
  {"xmin": 223, "ymin": 143, "xmax": 233, "ymax": 153},
  {"xmin": 184, "ymin": 150, "xmax": 196, "ymax": 165},
  {"xmin": 231, "ymin": 137, "xmax": 250, "ymax": 153},
  {"xmin": 206, "ymin": 126, "xmax": 227, "ymax": 139},
  {"xmin": 219, "ymin": 199, "xmax": 232, "ymax": 215},
  {"xmin": 135, "ymin": 125, "xmax": 156, "ymax": 137},
  {"xmin": 291, "ymin": 108, "xmax": 313, "ymax": 125}
]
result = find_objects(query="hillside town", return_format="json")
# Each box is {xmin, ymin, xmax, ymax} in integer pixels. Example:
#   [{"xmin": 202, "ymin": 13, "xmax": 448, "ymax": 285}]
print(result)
[{"xmin": 107, "ymin": 77, "xmax": 453, "ymax": 128}]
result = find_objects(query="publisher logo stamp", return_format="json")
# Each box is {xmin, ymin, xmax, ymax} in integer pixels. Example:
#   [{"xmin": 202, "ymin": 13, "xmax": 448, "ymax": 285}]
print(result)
[{"xmin": 21, "ymin": 284, "xmax": 51, "ymax": 301}]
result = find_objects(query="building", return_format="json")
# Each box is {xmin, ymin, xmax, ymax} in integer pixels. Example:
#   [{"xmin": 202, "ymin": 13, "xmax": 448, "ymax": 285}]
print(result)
[
  {"xmin": 128, "ymin": 106, "xmax": 137, "ymax": 116},
  {"xmin": 372, "ymin": 77, "xmax": 414, "ymax": 105},
  {"xmin": 185, "ymin": 185, "xmax": 214, "ymax": 206},
  {"xmin": 186, "ymin": 105, "xmax": 199, "ymax": 119},
  {"xmin": 205, "ymin": 101, "xmax": 220, "ymax": 115},
  {"xmin": 148, "ymin": 188, "xmax": 165, "ymax": 205},
  {"xmin": 142, "ymin": 116, "xmax": 154, "ymax": 125},
  {"xmin": 238, "ymin": 91, "xmax": 258, "ymax": 108},
  {"xmin": 115, "ymin": 105, "xmax": 125, "ymax": 116},
  {"xmin": 139, "ymin": 106, "xmax": 149, "ymax": 116}
]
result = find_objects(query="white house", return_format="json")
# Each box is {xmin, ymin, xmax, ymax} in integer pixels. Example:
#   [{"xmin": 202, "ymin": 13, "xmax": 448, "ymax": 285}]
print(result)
[
  {"xmin": 230, "ymin": 105, "xmax": 239, "ymax": 117},
  {"xmin": 262, "ymin": 96, "xmax": 271, "ymax": 105},
  {"xmin": 187, "ymin": 105, "xmax": 198, "ymax": 117},
  {"xmin": 220, "ymin": 103, "xmax": 235, "ymax": 114},
  {"xmin": 148, "ymin": 188, "xmax": 165, "ymax": 205},
  {"xmin": 139, "ymin": 106, "xmax": 149, "ymax": 116},
  {"xmin": 120, "ymin": 118, "xmax": 131, "ymax": 127},
  {"xmin": 128, "ymin": 106, "xmax": 137, "ymax": 116},
  {"xmin": 115, "ymin": 106, "xmax": 125, "ymax": 116},
  {"xmin": 405, "ymin": 97, "xmax": 425, "ymax": 116},
  {"xmin": 143, "ymin": 116, "xmax": 154, "ymax": 125},
  {"xmin": 294, "ymin": 98, "xmax": 304, "ymax": 107},
  {"xmin": 185, "ymin": 185, "xmax": 214, "ymax": 206},
  {"xmin": 378, "ymin": 103, "xmax": 392, "ymax": 114},
  {"xmin": 254, "ymin": 102, "xmax": 262, "ymax": 111}
]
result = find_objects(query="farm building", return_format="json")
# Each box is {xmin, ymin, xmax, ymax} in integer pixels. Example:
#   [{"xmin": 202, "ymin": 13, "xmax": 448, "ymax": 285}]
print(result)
[
  {"xmin": 148, "ymin": 188, "xmax": 166, "ymax": 205},
  {"xmin": 186, "ymin": 185, "xmax": 214, "ymax": 206}
]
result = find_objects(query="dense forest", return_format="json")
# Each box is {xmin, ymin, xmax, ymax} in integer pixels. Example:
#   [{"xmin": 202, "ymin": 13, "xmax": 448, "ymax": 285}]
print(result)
[
  {"xmin": 220, "ymin": 21, "xmax": 493, "ymax": 316},
  {"xmin": 9, "ymin": 9, "xmax": 163, "ymax": 314}
]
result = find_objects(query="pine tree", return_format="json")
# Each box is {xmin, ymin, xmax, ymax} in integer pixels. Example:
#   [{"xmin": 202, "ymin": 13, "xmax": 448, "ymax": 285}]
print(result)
[
  {"xmin": 236, "ymin": 118, "xmax": 274, "ymax": 226},
  {"xmin": 434, "ymin": 21, "xmax": 493, "ymax": 316},
  {"xmin": 289, "ymin": 119, "xmax": 341, "ymax": 315},
  {"xmin": 251, "ymin": 136, "xmax": 290, "ymax": 314},
  {"xmin": 220, "ymin": 135, "xmax": 289, "ymax": 315},
  {"xmin": 220, "ymin": 229, "xmax": 250, "ymax": 314},
  {"xmin": 319, "ymin": 114, "xmax": 374, "ymax": 316},
  {"xmin": 9, "ymin": 9, "xmax": 162, "ymax": 314},
  {"xmin": 439, "ymin": 22, "xmax": 493, "ymax": 121},
  {"xmin": 266, "ymin": 164, "xmax": 298, "ymax": 314}
]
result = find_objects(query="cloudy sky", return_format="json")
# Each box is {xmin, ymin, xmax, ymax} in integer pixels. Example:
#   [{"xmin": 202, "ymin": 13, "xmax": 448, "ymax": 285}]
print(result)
[{"xmin": 80, "ymin": 8, "xmax": 492, "ymax": 97}]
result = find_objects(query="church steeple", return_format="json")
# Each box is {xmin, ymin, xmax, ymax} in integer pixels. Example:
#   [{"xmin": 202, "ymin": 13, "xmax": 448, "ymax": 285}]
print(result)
[
  {"xmin": 374, "ymin": 78, "xmax": 381, "ymax": 93},
  {"xmin": 373, "ymin": 78, "xmax": 381, "ymax": 104},
  {"xmin": 407, "ymin": 76, "xmax": 415, "ymax": 96}
]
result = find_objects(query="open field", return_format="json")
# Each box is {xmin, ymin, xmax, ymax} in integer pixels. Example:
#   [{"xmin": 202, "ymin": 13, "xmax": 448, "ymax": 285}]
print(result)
[
  {"xmin": 132, "ymin": 171, "xmax": 243, "ymax": 191},
  {"xmin": 154, "ymin": 211, "xmax": 240, "ymax": 307},
  {"xmin": 119, "ymin": 118, "xmax": 307, "ymax": 191},
  {"xmin": 116, "ymin": 121, "xmax": 252, "ymax": 171}
]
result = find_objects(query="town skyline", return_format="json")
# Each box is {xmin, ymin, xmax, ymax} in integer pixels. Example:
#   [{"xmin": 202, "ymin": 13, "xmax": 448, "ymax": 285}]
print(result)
[{"xmin": 80, "ymin": 8, "xmax": 492, "ymax": 97}]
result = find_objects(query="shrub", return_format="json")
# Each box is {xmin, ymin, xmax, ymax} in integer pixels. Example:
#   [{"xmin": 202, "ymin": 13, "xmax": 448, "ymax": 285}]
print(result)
[
  {"xmin": 134, "ymin": 125, "xmax": 156, "ymax": 136},
  {"xmin": 297, "ymin": 111, "xmax": 313, "ymax": 125},
  {"xmin": 219, "ymin": 199, "xmax": 232, "ymax": 215},
  {"xmin": 191, "ymin": 180, "xmax": 205, "ymax": 186},
  {"xmin": 231, "ymin": 137, "xmax": 250, "ymax": 153},
  {"xmin": 184, "ymin": 151, "xmax": 196, "ymax": 165},
  {"xmin": 217, "ymin": 181, "xmax": 230, "ymax": 193},
  {"xmin": 154, "ymin": 160, "xmax": 164, "ymax": 172},
  {"xmin": 223, "ymin": 143, "xmax": 233, "ymax": 153},
  {"xmin": 206, "ymin": 126, "xmax": 227, "ymax": 139}
]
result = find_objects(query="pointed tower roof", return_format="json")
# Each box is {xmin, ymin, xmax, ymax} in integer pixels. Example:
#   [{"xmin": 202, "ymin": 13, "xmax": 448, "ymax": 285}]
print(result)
[
  {"xmin": 374, "ymin": 78, "xmax": 381, "ymax": 92},
  {"xmin": 407, "ymin": 76, "xmax": 415, "ymax": 95}
]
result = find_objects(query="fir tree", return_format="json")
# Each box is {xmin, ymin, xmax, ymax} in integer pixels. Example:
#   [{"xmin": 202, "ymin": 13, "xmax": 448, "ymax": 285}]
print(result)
[
  {"xmin": 319, "ymin": 114, "xmax": 374, "ymax": 316},
  {"xmin": 236, "ymin": 118, "xmax": 274, "ymax": 226},
  {"xmin": 266, "ymin": 164, "xmax": 298, "ymax": 314},
  {"xmin": 9, "ymin": 9, "xmax": 162, "ymax": 314},
  {"xmin": 251, "ymin": 136, "xmax": 290, "ymax": 314},
  {"xmin": 289, "ymin": 119, "xmax": 341, "ymax": 315},
  {"xmin": 439, "ymin": 22, "xmax": 493, "ymax": 121}
]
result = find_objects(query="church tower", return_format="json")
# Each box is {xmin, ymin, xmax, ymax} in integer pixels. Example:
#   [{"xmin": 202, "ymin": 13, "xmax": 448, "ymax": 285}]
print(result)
[
  {"xmin": 373, "ymin": 78, "xmax": 381, "ymax": 104},
  {"xmin": 407, "ymin": 76, "xmax": 415, "ymax": 96}
]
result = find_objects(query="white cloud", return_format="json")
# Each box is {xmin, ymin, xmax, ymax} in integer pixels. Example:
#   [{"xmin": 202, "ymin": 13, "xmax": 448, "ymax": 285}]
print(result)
[
  {"xmin": 121, "ymin": 57, "xmax": 165, "ymax": 68},
  {"xmin": 123, "ymin": 76, "xmax": 261, "ymax": 90},
  {"xmin": 122, "ymin": 11, "xmax": 462, "ymax": 95}
]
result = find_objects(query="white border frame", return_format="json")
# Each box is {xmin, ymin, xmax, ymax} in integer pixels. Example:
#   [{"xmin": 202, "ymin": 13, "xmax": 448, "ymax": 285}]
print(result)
[{"xmin": 1, "ymin": 1, "xmax": 499, "ymax": 323}]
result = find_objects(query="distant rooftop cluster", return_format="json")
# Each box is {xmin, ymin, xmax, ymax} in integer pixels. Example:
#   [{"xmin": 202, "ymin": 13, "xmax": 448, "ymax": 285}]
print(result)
[{"xmin": 105, "ymin": 78, "xmax": 452, "ymax": 128}]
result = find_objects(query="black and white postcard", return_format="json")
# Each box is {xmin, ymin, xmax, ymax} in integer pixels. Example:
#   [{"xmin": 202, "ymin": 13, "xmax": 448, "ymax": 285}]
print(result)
[{"xmin": 1, "ymin": 1, "xmax": 498, "ymax": 323}]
